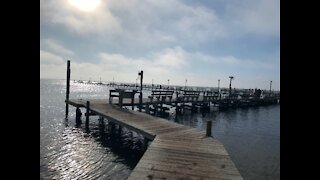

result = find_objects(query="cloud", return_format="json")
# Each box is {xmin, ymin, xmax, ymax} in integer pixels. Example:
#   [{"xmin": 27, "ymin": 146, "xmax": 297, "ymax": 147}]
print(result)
[
  {"xmin": 40, "ymin": 0, "xmax": 280, "ymax": 89},
  {"xmin": 40, "ymin": 50, "xmax": 65, "ymax": 65},
  {"xmin": 153, "ymin": 47, "xmax": 188, "ymax": 68},
  {"xmin": 40, "ymin": 44, "xmax": 189, "ymax": 82},
  {"xmin": 41, "ymin": 0, "xmax": 227, "ymax": 47},
  {"xmin": 224, "ymin": 0, "xmax": 280, "ymax": 37},
  {"xmin": 40, "ymin": 44, "xmax": 192, "ymax": 85},
  {"xmin": 97, "ymin": 46, "xmax": 189, "ymax": 79},
  {"xmin": 40, "ymin": 0, "xmax": 122, "ymax": 35},
  {"xmin": 207, "ymin": 55, "xmax": 273, "ymax": 69},
  {"xmin": 40, "ymin": 50, "xmax": 66, "ymax": 79},
  {"xmin": 99, "ymin": 53, "xmax": 133, "ymax": 66},
  {"xmin": 40, "ymin": 44, "xmax": 276, "ymax": 89},
  {"xmin": 41, "ymin": 0, "xmax": 279, "ymax": 46},
  {"xmin": 109, "ymin": 0, "xmax": 227, "ymax": 46},
  {"xmin": 41, "ymin": 39, "xmax": 75, "ymax": 57}
]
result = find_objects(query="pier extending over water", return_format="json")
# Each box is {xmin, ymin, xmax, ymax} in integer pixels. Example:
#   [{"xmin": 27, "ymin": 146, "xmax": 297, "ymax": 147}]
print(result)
[
  {"xmin": 64, "ymin": 60, "xmax": 279, "ymax": 179},
  {"xmin": 66, "ymin": 99, "xmax": 243, "ymax": 179}
]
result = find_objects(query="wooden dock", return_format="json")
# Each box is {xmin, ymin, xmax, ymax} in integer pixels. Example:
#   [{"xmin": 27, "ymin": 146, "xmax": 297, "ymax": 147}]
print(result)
[{"xmin": 66, "ymin": 99, "xmax": 243, "ymax": 179}]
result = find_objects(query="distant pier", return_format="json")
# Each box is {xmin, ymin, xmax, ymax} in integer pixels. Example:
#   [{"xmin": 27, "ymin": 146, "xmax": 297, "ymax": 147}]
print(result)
[
  {"xmin": 73, "ymin": 80, "xmax": 280, "ymax": 113},
  {"xmin": 73, "ymin": 76, "xmax": 280, "ymax": 112}
]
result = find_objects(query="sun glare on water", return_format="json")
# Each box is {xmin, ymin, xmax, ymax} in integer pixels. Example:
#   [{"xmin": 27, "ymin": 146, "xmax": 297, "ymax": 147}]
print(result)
[{"xmin": 68, "ymin": 0, "xmax": 101, "ymax": 11}]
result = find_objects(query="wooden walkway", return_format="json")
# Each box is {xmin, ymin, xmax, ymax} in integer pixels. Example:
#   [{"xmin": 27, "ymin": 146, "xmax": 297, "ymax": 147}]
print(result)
[{"xmin": 66, "ymin": 99, "xmax": 243, "ymax": 180}]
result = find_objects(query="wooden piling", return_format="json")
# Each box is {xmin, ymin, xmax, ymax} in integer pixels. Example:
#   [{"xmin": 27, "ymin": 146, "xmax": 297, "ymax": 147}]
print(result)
[
  {"xmin": 206, "ymin": 120, "xmax": 212, "ymax": 137},
  {"xmin": 131, "ymin": 95, "xmax": 135, "ymax": 110},
  {"xmin": 65, "ymin": 60, "xmax": 70, "ymax": 119},
  {"xmin": 175, "ymin": 92, "xmax": 179, "ymax": 114},
  {"xmin": 160, "ymin": 96, "xmax": 165, "ymax": 115},
  {"xmin": 98, "ymin": 116, "xmax": 104, "ymax": 124},
  {"xmin": 139, "ymin": 71, "xmax": 143, "ymax": 112},
  {"xmin": 109, "ymin": 121, "xmax": 115, "ymax": 134},
  {"xmin": 118, "ymin": 125, "xmax": 122, "ymax": 135},
  {"xmin": 76, "ymin": 107, "xmax": 82, "ymax": 124},
  {"xmin": 86, "ymin": 101, "xmax": 90, "ymax": 129},
  {"xmin": 191, "ymin": 103, "xmax": 197, "ymax": 113},
  {"xmin": 145, "ymin": 103, "xmax": 150, "ymax": 114},
  {"xmin": 119, "ymin": 94, "xmax": 123, "ymax": 108},
  {"xmin": 154, "ymin": 103, "xmax": 158, "ymax": 116}
]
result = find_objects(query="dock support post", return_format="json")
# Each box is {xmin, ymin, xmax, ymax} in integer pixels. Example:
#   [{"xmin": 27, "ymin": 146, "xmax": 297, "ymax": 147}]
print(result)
[
  {"xmin": 191, "ymin": 103, "xmax": 197, "ymax": 113},
  {"xmin": 146, "ymin": 103, "xmax": 150, "ymax": 114},
  {"xmin": 138, "ymin": 70, "xmax": 143, "ymax": 112},
  {"xmin": 108, "ymin": 121, "xmax": 115, "ymax": 135},
  {"xmin": 206, "ymin": 120, "xmax": 212, "ymax": 137},
  {"xmin": 86, "ymin": 101, "xmax": 90, "ymax": 130},
  {"xmin": 118, "ymin": 125, "xmax": 122, "ymax": 135},
  {"xmin": 202, "ymin": 103, "xmax": 210, "ymax": 112},
  {"xmin": 98, "ymin": 116, "xmax": 104, "ymax": 125},
  {"xmin": 161, "ymin": 96, "xmax": 165, "ymax": 116},
  {"xmin": 119, "ymin": 93, "xmax": 123, "ymax": 108},
  {"xmin": 98, "ymin": 117, "xmax": 105, "ymax": 133},
  {"xmin": 76, "ymin": 107, "xmax": 82, "ymax": 124},
  {"xmin": 65, "ymin": 60, "xmax": 71, "ymax": 119},
  {"xmin": 108, "ymin": 121, "xmax": 111, "ymax": 132},
  {"xmin": 154, "ymin": 103, "xmax": 158, "ymax": 116},
  {"xmin": 131, "ymin": 94, "xmax": 135, "ymax": 110},
  {"xmin": 175, "ymin": 92, "xmax": 179, "ymax": 114}
]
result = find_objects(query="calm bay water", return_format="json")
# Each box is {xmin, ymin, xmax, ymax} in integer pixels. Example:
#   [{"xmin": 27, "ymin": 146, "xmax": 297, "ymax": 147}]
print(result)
[{"xmin": 40, "ymin": 79, "xmax": 279, "ymax": 180}]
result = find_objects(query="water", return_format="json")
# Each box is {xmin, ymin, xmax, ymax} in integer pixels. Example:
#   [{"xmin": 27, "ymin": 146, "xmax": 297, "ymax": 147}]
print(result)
[{"xmin": 40, "ymin": 79, "xmax": 280, "ymax": 180}]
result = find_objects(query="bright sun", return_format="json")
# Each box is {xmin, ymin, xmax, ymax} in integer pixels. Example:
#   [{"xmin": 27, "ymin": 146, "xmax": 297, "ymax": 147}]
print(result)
[{"xmin": 68, "ymin": 0, "xmax": 101, "ymax": 11}]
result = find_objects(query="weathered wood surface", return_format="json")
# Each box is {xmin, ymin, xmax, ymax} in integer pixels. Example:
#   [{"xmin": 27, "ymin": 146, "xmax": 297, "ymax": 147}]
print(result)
[{"xmin": 66, "ymin": 99, "xmax": 243, "ymax": 179}]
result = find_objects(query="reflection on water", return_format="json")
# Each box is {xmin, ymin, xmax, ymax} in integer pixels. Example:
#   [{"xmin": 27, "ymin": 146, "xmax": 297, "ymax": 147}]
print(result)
[
  {"xmin": 41, "ymin": 79, "xmax": 279, "ymax": 180},
  {"xmin": 41, "ymin": 119, "xmax": 145, "ymax": 179},
  {"xmin": 41, "ymin": 79, "xmax": 145, "ymax": 179}
]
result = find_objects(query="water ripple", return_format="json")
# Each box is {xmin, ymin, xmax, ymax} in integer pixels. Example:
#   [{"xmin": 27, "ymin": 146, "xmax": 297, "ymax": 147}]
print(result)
[{"xmin": 41, "ymin": 118, "xmax": 145, "ymax": 180}]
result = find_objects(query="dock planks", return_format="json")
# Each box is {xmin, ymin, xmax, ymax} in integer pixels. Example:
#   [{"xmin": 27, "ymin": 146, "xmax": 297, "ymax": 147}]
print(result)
[{"xmin": 66, "ymin": 99, "xmax": 243, "ymax": 179}]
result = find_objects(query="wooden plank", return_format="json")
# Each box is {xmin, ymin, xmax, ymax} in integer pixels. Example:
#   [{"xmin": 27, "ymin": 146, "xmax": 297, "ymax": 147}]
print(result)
[
  {"xmin": 147, "ymin": 145, "xmax": 228, "ymax": 157},
  {"xmin": 151, "ymin": 140, "xmax": 225, "ymax": 151},
  {"xmin": 135, "ymin": 161, "xmax": 241, "ymax": 177},
  {"xmin": 128, "ymin": 168, "xmax": 242, "ymax": 180},
  {"xmin": 140, "ymin": 153, "xmax": 236, "ymax": 169},
  {"xmin": 141, "ymin": 151, "xmax": 231, "ymax": 167}
]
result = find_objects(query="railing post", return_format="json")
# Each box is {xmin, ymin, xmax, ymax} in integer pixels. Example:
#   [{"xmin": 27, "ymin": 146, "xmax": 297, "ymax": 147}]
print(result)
[
  {"xmin": 206, "ymin": 120, "xmax": 212, "ymax": 137},
  {"xmin": 65, "ymin": 60, "xmax": 70, "ymax": 119}
]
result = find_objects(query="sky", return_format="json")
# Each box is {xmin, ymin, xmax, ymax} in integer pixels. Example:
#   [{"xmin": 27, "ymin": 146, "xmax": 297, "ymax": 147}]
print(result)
[{"xmin": 40, "ymin": 0, "xmax": 280, "ymax": 90}]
